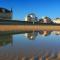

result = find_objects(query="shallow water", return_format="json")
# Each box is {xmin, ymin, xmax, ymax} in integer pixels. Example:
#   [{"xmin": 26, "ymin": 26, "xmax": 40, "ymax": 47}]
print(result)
[{"xmin": 0, "ymin": 30, "xmax": 60, "ymax": 60}]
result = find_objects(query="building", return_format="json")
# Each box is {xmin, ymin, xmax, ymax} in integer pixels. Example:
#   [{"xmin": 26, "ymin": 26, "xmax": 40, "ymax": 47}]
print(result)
[
  {"xmin": 53, "ymin": 18, "xmax": 60, "ymax": 24},
  {"xmin": 39, "ymin": 16, "xmax": 53, "ymax": 23},
  {"xmin": 0, "ymin": 7, "xmax": 12, "ymax": 20},
  {"xmin": 25, "ymin": 13, "xmax": 38, "ymax": 24}
]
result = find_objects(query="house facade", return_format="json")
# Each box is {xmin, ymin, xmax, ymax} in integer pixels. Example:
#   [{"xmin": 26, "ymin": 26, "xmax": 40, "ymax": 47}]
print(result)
[
  {"xmin": 25, "ymin": 13, "xmax": 38, "ymax": 23},
  {"xmin": 53, "ymin": 18, "xmax": 60, "ymax": 24},
  {"xmin": 39, "ymin": 16, "xmax": 53, "ymax": 23},
  {"xmin": 0, "ymin": 8, "xmax": 12, "ymax": 20}
]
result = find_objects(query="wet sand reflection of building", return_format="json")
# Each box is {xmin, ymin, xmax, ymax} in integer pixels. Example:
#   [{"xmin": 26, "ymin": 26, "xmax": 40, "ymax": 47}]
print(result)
[
  {"xmin": 39, "ymin": 30, "xmax": 51, "ymax": 36},
  {"xmin": 0, "ymin": 8, "xmax": 12, "ymax": 20},
  {"xmin": 25, "ymin": 31, "xmax": 38, "ymax": 40},
  {"xmin": 0, "ymin": 31, "xmax": 60, "ymax": 60},
  {"xmin": 51, "ymin": 31, "xmax": 60, "ymax": 35},
  {"xmin": 0, "ymin": 35, "xmax": 12, "ymax": 47},
  {"xmin": 39, "ymin": 30, "xmax": 60, "ymax": 36},
  {"xmin": 24, "ymin": 30, "xmax": 60, "ymax": 40}
]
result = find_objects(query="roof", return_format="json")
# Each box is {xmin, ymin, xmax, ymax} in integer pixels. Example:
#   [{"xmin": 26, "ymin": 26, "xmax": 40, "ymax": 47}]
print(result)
[
  {"xmin": 28, "ymin": 13, "xmax": 36, "ymax": 18},
  {"xmin": 0, "ymin": 7, "xmax": 12, "ymax": 13}
]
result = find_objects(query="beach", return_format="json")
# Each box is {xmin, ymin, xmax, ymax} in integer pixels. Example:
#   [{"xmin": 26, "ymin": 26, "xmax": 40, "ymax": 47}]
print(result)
[{"xmin": 0, "ymin": 25, "xmax": 60, "ymax": 31}]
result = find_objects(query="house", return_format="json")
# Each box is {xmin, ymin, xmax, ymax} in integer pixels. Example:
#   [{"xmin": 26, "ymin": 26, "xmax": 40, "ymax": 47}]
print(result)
[
  {"xmin": 53, "ymin": 18, "xmax": 60, "ymax": 24},
  {"xmin": 0, "ymin": 7, "xmax": 12, "ymax": 20},
  {"xmin": 39, "ymin": 16, "xmax": 53, "ymax": 23},
  {"xmin": 25, "ymin": 13, "xmax": 38, "ymax": 24}
]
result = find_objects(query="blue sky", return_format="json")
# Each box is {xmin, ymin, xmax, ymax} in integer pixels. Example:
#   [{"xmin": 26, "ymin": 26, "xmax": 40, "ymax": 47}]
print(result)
[{"xmin": 0, "ymin": 0, "xmax": 60, "ymax": 20}]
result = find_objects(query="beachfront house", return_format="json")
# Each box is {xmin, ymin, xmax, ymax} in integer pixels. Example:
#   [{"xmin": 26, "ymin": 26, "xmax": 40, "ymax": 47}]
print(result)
[
  {"xmin": 39, "ymin": 16, "xmax": 53, "ymax": 24},
  {"xmin": 53, "ymin": 18, "xmax": 60, "ymax": 24},
  {"xmin": 0, "ymin": 8, "xmax": 12, "ymax": 20},
  {"xmin": 25, "ymin": 13, "xmax": 38, "ymax": 24}
]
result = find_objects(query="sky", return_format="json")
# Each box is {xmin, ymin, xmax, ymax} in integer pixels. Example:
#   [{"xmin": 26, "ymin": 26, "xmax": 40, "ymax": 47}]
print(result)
[{"xmin": 0, "ymin": 0, "xmax": 60, "ymax": 20}]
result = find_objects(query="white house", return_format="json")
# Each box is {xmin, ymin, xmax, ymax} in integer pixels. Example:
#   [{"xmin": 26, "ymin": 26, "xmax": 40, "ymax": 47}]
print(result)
[
  {"xmin": 53, "ymin": 18, "xmax": 60, "ymax": 24},
  {"xmin": 25, "ymin": 13, "xmax": 38, "ymax": 24}
]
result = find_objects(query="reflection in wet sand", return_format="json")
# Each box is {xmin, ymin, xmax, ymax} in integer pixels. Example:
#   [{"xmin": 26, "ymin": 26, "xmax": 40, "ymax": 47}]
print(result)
[
  {"xmin": 0, "ymin": 52, "xmax": 60, "ymax": 60},
  {"xmin": 17, "ymin": 52, "xmax": 60, "ymax": 60},
  {"xmin": 0, "ymin": 30, "xmax": 60, "ymax": 60},
  {"xmin": 51, "ymin": 31, "xmax": 60, "ymax": 35},
  {"xmin": 25, "ymin": 31, "xmax": 38, "ymax": 40},
  {"xmin": 39, "ymin": 30, "xmax": 51, "ymax": 36},
  {"xmin": 0, "ymin": 35, "xmax": 12, "ymax": 47},
  {"xmin": 0, "ymin": 30, "xmax": 60, "ymax": 40}
]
